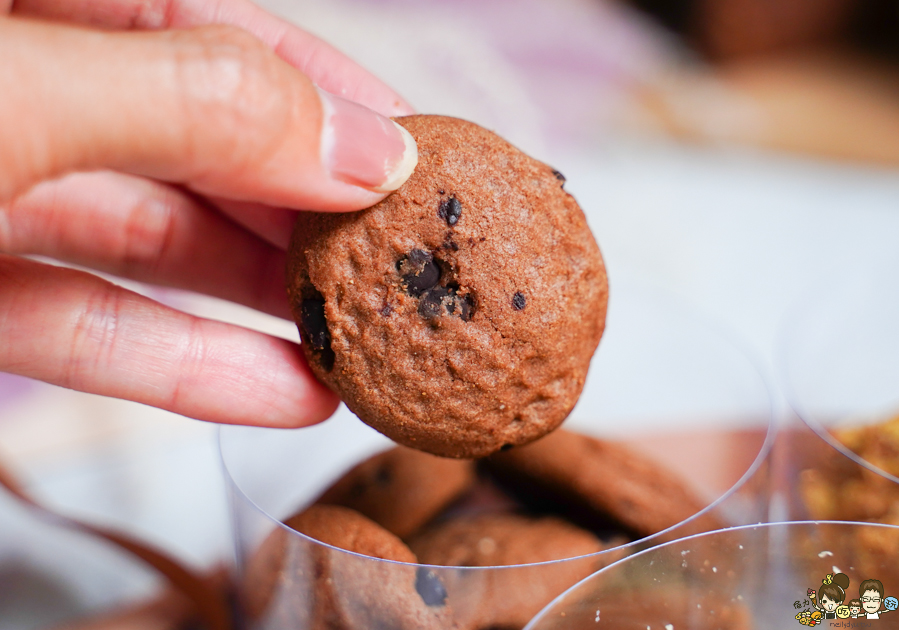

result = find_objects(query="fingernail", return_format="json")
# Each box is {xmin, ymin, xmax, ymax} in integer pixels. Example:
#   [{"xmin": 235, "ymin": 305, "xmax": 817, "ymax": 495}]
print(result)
[{"xmin": 318, "ymin": 88, "xmax": 418, "ymax": 193}]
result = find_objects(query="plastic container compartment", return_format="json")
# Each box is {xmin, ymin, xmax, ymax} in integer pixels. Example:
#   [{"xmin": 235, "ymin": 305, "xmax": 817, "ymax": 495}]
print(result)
[
  {"xmin": 221, "ymin": 285, "xmax": 774, "ymax": 630},
  {"xmin": 525, "ymin": 521, "xmax": 899, "ymax": 629},
  {"xmin": 779, "ymin": 255, "xmax": 899, "ymax": 524}
]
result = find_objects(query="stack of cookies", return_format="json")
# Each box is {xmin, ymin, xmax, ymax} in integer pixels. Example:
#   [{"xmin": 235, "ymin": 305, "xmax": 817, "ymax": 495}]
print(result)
[{"xmin": 242, "ymin": 429, "xmax": 717, "ymax": 630}]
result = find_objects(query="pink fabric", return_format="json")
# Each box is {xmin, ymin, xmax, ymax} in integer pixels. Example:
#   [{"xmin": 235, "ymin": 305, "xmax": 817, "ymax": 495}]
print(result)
[{"xmin": 340, "ymin": 0, "xmax": 675, "ymax": 149}]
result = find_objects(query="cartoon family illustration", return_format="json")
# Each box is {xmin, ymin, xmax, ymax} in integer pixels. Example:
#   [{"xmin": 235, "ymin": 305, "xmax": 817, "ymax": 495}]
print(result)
[{"xmin": 795, "ymin": 573, "xmax": 899, "ymax": 625}]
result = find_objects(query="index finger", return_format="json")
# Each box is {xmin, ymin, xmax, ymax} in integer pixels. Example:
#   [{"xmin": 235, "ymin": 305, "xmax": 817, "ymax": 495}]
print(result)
[{"xmin": 10, "ymin": 0, "xmax": 414, "ymax": 117}]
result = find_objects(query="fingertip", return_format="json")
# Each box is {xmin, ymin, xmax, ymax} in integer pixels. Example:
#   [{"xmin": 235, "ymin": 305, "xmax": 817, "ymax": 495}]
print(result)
[
  {"xmin": 370, "ymin": 122, "xmax": 417, "ymax": 193},
  {"xmin": 258, "ymin": 342, "xmax": 342, "ymax": 429},
  {"xmin": 290, "ymin": 376, "xmax": 342, "ymax": 429},
  {"xmin": 318, "ymin": 88, "xmax": 418, "ymax": 195},
  {"xmin": 386, "ymin": 96, "xmax": 417, "ymax": 118}
]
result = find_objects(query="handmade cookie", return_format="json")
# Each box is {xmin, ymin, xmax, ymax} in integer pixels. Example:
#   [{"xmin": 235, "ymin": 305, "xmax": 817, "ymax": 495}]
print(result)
[
  {"xmin": 241, "ymin": 505, "xmax": 454, "ymax": 629},
  {"xmin": 409, "ymin": 513, "xmax": 623, "ymax": 630},
  {"xmin": 286, "ymin": 504, "xmax": 417, "ymax": 561},
  {"xmin": 485, "ymin": 428, "xmax": 719, "ymax": 539},
  {"xmin": 316, "ymin": 445, "xmax": 477, "ymax": 538},
  {"xmin": 287, "ymin": 115, "xmax": 607, "ymax": 458}
]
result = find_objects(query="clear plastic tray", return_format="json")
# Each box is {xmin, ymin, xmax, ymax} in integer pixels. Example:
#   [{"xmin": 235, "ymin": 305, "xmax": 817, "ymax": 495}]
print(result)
[
  {"xmin": 221, "ymin": 285, "xmax": 774, "ymax": 629},
  {"xmin": 526, "ymin": 521, "xmax": 899, "ymax": 629},
  {"xmin": 779, "ymin": 255, "xmax": 899, "ymax": 524}
]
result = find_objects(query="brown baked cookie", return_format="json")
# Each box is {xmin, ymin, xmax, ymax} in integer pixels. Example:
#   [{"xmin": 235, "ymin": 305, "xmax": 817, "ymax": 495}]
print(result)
[
  {"xmin": 241, "ymin": 505, "xmax": 455, "ymax": 629},
  {"xmin": 316, "ymin": 446, "xmax": 477, "ymax": 538},
  {"xmin": 287, "ymin": 115, "xmax": 607, "ymax": 458},
  {"xmin": 408, "ymin": 513, "xmax": 624, "ymax": 630},
  {"xmin": 484, "ymin": 428, "xmax": 720, "ymax": 539},
  {"xmin": 285, "ymin": 504, "xmax": 417, "ymax": 561}
]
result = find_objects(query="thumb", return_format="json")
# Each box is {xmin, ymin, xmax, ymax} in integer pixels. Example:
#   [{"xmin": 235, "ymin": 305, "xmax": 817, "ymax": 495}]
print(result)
[{"xmin": 0, "ymin": 18, "xmax": 417, "ymax": 211}]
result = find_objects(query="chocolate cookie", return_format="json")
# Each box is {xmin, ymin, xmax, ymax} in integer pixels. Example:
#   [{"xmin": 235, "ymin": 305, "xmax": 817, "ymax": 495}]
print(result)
[
  {"xmin": 484, "ymin": 428, "xmax": 719, "ymax": 539},
  {"xmin": 241, "ymin": 505, "xmax": 454, "ymax": 629},
  {"xmin": 316, "ymin": 446, "xmax": 477, "ymax": 538},
  {"xmin": 287, "ymin": 115, "xmax": 607, "ymax": 458},
  {"xmin": 408, "ymin": 513, "xmax": 623, "ymax": 630},
  {"xmin": 286, "ymin": 504, "xmax": 417, "ymax": 561}
]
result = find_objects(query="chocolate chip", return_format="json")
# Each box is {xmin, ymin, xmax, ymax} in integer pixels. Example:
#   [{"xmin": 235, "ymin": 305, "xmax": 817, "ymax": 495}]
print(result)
[
  {"xmin": 399, "ymin": 249, "xmax": 440, "ymax": 297},
  {"xmin": 300, "ymin": 298, "xmax": 329, "ymax": 350},
  {"xmin": 374, "ymin": 465, "xmax": 392, "ymax": 486},
  {"xmin": 442, "ymin": 288, "xmax": 460, "ymax": 316},
  {"xmin": 444, "ymin": 284, "xmax": 473, "ymax": 320},
  {"xmin": 551, "ymin": 169, "xmax": 566, "ymax": 182},
  {"xmin": 442, "ymin": 233, "xmax": 459, "ymax": 252},
  {"xmin": 438, "ymin": 188, "xmax": 445, "ymax": 195},
  {"xmin": 456, "ymin": 293, "xmax": 473, "ymax": 321},
  {"xmin": 418, "ymin": 286, "xmax": 450, "ymax": 319},
  {"xmin": 512, "ymin": 292, "xmax": 526, "ymax": 310},
  {"xmin": 318, "ymin": 346, "xmax": 335, "ymax": 371},
  {"xmin": 418, "ymin": 286, "xmax": 475, "ymax": 322},
  {"xmin": 437, "ymin": 196, "xmax": 462, "ymax": 227},
  {"xmin": 300, "ymin": 296, "xmax": 334, "ymax": 371},
  {"xmin": 398, "ymin": 253, "xmax": 476, "ymax": 322},
  {"xmin": 379, "ymin": 304, "xmax": 393, "ymax": 317},
  {"xmin": 415, "ymin": 567, "xmax": 448, "ymax": 607}
]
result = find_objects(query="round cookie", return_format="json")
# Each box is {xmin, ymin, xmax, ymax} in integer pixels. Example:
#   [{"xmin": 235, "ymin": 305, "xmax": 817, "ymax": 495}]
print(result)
[
  {"xmin": 408, "ymin": 513, "xmax": 622, "ymax": 630},
  {"xmin": 484, "ymin": 428, "xmax": 721, "ymax": 539},
  {"xmin": 287, "ymin": 115, "xmax": 607, "ymax": 458},
  {"xmin": 286, "ymin": 504, "xmax": 417, "ymax": 561},
  {"xmin": 241, "ymin": 505, "xmax": 454, "ymax": 630},
  {"xmin": 315, "ymin": 445, "xmax": 477, "ymax": 538},
  {"xmin": 408, "ymin": 512, "xmax": 608, "ymax": 567}
]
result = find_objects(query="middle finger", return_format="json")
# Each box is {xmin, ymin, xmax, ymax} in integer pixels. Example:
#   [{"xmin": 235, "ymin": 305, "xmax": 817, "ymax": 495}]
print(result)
[{"xmin": 1, "ymin": 171, "xmax": 293, "ymax": 320}]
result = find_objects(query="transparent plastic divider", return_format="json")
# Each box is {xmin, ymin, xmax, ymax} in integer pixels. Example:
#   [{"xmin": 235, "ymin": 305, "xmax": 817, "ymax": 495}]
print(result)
[
  {"xmin": 221, "ymin": 285, "xmax": 774, "ymax": 629},
  {"xmin": 779, "ymin": 255, "xmax": 899, "ymax": 524},
  {"xmin": 525, "ymin": 521, "xmax": 899, "ymax": 630}
]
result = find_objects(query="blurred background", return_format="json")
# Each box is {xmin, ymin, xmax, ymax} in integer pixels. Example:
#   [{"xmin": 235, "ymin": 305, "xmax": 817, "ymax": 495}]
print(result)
[
  {"xmin": 251, "ymin": 0, "xmax": 899, "ymax": 367},
  {"xmin": 3, "ymin": 0, "xmax": 899, "ymax": 626}
]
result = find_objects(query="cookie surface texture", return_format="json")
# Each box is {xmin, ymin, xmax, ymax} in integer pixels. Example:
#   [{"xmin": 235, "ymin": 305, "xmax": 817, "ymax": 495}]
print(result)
[
  {"xmin": 242, "ymin": 505, "xmax": 455, "ymax": 630},
  {"xmin": 485, "ymin": 428, "xmax": 719, "ymax": 539},
  {"xmin": 408, "ymin": 513, "xmax": 617, "ymax": 630},
  {"xmin": 315, "ymin": 445, "xmax": 476, "ymax": 538},
  {"xmin": 287, "ymin": 115, "xmax": 608, "ymax": 458}
]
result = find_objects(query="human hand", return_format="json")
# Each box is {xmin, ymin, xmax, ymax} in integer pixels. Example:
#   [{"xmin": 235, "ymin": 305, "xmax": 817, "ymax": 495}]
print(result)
[{"xmin": 0, "ymin": 0, "xmax": 417, "ymax": 428}]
